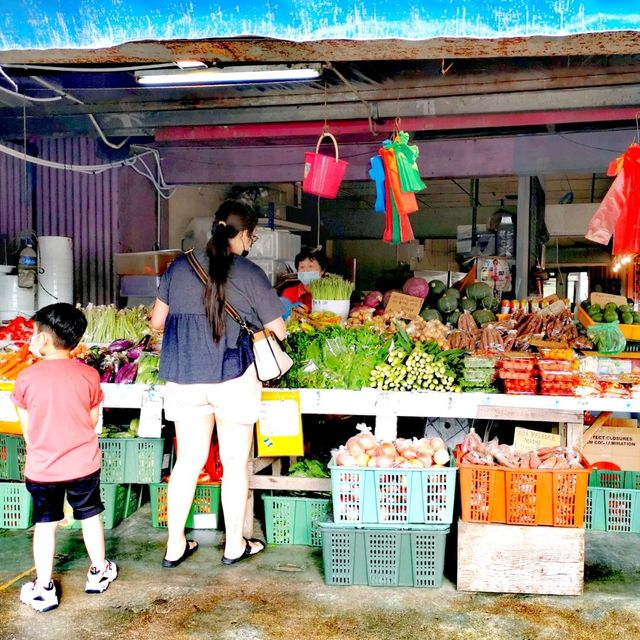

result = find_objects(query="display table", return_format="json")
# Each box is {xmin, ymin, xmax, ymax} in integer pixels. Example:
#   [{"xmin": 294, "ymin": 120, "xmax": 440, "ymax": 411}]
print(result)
[{"xmin": 248, "ymin": 390, "xmax": 640, "ymax": 495}]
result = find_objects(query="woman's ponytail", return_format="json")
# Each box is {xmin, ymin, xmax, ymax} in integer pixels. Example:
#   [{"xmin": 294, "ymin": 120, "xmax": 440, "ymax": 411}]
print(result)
[{"xmin": 203, "ymin": 200, "xmax": 257, "ymax": 342}]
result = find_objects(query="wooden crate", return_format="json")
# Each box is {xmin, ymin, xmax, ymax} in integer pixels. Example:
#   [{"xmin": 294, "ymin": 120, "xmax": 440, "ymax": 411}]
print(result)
[{"xmin": 457, "ymin": 520, "xmax": 584, "ymax": 596}]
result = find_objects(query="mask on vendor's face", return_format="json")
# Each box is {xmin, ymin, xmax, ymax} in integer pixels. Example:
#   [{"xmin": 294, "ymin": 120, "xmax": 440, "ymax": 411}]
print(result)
[{"xmin": 297, "ymin": 271, "xmax": 321, "ymax": 286}]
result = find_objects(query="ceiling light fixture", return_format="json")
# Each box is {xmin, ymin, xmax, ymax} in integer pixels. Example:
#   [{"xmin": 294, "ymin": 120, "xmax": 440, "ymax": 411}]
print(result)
[{"xmin": 135, "ymin": 63, "xmax": 322, "ymax": 86}]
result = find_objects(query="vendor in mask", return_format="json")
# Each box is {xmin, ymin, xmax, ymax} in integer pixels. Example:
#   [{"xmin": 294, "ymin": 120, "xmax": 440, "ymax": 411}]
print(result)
[{"xmin": 278, "ymin": 247, "xmax": 328, "ymax": 311}]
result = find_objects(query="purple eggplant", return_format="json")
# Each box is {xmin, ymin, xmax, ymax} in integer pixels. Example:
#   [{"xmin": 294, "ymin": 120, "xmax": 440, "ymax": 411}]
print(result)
[
  {"xmin": 100, "ymin": 366, "xmax": 114, "ymax": 383},
  {"xmin": 126, "ymin": 345, "xmax": 143, "ymax": 361},
  {"xmin": 114, "ymin": 362, "xmax": 138, "ymax": 384},
  {"xmin": 107, "ymin": 339, "xmax": 133, "ymax": 353}
]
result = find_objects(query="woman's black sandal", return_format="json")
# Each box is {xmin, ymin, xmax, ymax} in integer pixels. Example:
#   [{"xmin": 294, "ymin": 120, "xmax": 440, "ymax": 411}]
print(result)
[
  {"xmin": 162, "ymin": 540, "xmax": 199, "ymax": 568},
  {"xmin": 221, "ymin": 538, "xmax": 265, "ymax": 565}
]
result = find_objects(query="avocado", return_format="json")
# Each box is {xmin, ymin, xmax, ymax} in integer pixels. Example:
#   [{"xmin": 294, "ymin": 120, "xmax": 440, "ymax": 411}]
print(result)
[
  {"xmin": 605, "ymin": 302, "xmax": 618, "ymax": 314},
  {"xmin": 591, "ymin": 313, "xmax": 604, "ymax": 322},
  {"xmin": 603, "ymin": 311, "xmax": 619, "ymax": 323},
  {"xmin": 621, "ymin": 312, "xmax": 634, "ymax": 325}
]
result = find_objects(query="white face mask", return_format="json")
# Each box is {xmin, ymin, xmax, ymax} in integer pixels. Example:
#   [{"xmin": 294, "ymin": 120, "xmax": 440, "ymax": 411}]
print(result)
[
  {"xmin": 29, "ymin": 332, "xmax": 44, "ymax": 358},
  {"xmin": 297, "ymin": 271, "xmax": 321, "ymax": 286}
]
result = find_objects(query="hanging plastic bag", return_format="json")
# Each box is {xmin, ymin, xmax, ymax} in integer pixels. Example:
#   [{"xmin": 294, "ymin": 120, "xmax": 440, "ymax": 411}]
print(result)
[
  {"xmin": 379, "ymin": 145, "xmax": 419, "ymax": 215},
  {"xmin": 393, "ymin": 131, "xmax": 427, "ymax": 193},
  {"xmin": 612, "ymin": 144, "xmax": 640, "ymax": 256},
  {"xmin": 368, "ymin": 156, "xmax": 386, "ymax": 213},
  {"xmin": 586, "ymin": 323, "xmax": 627, "ymax": 355},
  {"xmin": 585, "ymin": 170, "xmax": 625, "ymax": 245}
]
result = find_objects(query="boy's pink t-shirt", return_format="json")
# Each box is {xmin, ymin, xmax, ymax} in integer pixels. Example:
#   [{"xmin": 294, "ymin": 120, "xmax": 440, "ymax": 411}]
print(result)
[{"xmin": 11, "ymin": 359, "xmax": 104, "ymax": 482}]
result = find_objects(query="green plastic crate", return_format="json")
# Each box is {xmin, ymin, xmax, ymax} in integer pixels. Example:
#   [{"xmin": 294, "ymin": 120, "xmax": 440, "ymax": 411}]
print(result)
[
  {"xmin": 328, "ymin": 463, "xmax": 456, "ymax": 525},
  {"xmin": 319, "ymin": 522, "xmax": 449, "ymax": 588},
  {"xmin": 0, "ymin": 482, "xmax": 33, "ymax": 529},
  {"xmin": 624, "ymin": 471, "xmax": 640, "ymax": 490},
  {"xmin": 262, "ymin": 495, "xmax": 331, "ymax": 546},
  {"xmin": 99, "ymin": 438, "xmax": 164, "ymax": 484},
  {"xmin": 150, "ymin": 483, "xmax": 221, "ymax": 529},
  {"xmin": 62, "ymin": 483, "xmax": 128, "ymax": 530},
  {"xmin": 585, "ymin": 487, "xmax": 606, "ymax": 531},
  {"xmin": 589, "ymin": 469, "xmax": 625, "ymax": 489},
  {"xmin": 0, "ymin": 434, "xmax": 26, "ymax": 481},
  {"xmin": 585, "ymin": 486, "xmax": 640, "ymax": 533},
  {"xmin": 124, "ymin": 484, "xmax": 143, "ymax": 518}
]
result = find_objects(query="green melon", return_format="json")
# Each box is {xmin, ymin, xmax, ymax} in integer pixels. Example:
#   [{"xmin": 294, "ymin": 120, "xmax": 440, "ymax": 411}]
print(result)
[
  {"xmin": 437, "ymin": 295, "xmax": 459, "ymax": 314},
  {"xmin": 459, "ymin": 297, "xmax": 477, "ymax": 313},
  {"xmin": 420, "ymin": 308, "xmax": 442, "ymax": 322},
  {"xmin": 465, "ymin": 281, "xmax": 493, "ymax": 302},
  {"xmin": 472, "ymin": 309, "xmax": 497, "ymax": 325}
]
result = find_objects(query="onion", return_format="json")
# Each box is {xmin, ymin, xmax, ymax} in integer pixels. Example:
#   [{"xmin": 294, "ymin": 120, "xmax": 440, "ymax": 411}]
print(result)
[
  {"xmin": 363, "ymin": 291, "xmax": 384, "ymax": 308},
  {"xmin": 379, "ymin": 441, "xmax": 396, "ymax": 458},
  {"xmin": 358, "ymin": 432, "xmax": 377, "ymax": 451},
  {"xmin": 431, "ymin": 437, "xmax": 446, "ymax": 451},
  {"xmin": 346, "ymin": 436, "xmax": 365, "ymax": 457},
  {"xmin": 336, "ymin": 451, "xmax": 356, "ymax": 467},
  {"xmin": 401, "ymin": 446, "xmax": 417, "ymax": 460},
  {"xmin": 407, "ymin": 458, "xmax": 424, "ymax": 468},
  {"xmin": 433, "ymin": 448, "xmax": 450, "ymax": 466},
  {"xmin": 419, "ymin": 454, "xmax": 433, "ymax": 468},
  {"xmin": 355, "ymin": 452, "xmax": 371, "ymax": 467},
  {"xmin": 368, "ymin": 457, "xmax": 378, "ymax": 467},
  {"xmin": 417, "ymin": 441, "xmax": 435, "ymax": 458},
  {"xmin": 376, "ymin": 455, "xmax": 395, "ymax": 468},
  {"xmin": 394, "ymin": 456, "xmax": 407, "ymax": 466}
]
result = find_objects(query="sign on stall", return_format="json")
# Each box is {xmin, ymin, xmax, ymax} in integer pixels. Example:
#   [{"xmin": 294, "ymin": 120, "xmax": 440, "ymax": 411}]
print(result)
[
  {"xmin": 513, "ymin": 427, "xmax": 561, "ymax": 452},
  {"xmin": 256, "ymin": 390, "xmax": 303, "ymax": 457},
  {"xmin": 385, "ymin": 292, "xmax": 423, "ymax": 318},
  {"xmin": 0, "ymin": 385, "xmax": 21, "ymax": 434}
]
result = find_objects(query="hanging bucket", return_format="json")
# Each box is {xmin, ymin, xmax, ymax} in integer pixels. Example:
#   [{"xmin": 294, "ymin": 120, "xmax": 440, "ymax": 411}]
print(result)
[{"xmin": 302, "ymin": 133, "xmax": 349, "ymax": 199}]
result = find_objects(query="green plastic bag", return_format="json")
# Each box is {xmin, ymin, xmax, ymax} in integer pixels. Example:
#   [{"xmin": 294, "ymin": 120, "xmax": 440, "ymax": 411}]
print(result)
[
  {"xmin": 586, "ymin": 323, "xmax": 627, "ymax": 354},
  {"xmin": 394, "ymin": 131, "xmax": 427, "ymax": 193}
]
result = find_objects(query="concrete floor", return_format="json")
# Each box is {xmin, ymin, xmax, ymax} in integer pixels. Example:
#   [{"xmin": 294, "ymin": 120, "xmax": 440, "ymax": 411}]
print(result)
[{"xmin": 2, "ymin": 507, "xmax": 640, "ymax": 640}]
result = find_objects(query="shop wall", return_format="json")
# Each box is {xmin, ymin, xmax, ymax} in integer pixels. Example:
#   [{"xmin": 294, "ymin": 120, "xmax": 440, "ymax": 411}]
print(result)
[
  {"xmin": 36, "ymin": 138, "xmax": 119, "ymax": 306},
  {"xmin": 0, "ymin": 143, "xmax": 31, "ymax": 262},
  {"xmin": 118, "ymin": 168, "xmax": 158, "ymax": 253}
]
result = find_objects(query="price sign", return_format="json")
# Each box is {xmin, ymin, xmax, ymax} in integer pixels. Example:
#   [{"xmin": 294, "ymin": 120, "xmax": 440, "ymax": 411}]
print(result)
[
  {"xmin": 513, "ymin": 427, "xmax": 561, "ymax": 453},
  {"xmin": 385, "ymin": 292, "xmax": 423, "ymax": 318},
  {"xmin": 256, "ymin": 390, "xmax": 303, "ymax": 456}
]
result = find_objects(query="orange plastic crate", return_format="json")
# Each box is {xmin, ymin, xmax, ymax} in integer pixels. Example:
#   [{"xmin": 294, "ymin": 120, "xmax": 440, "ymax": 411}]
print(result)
[{"xmin": 459, "ymin": 463, "xmax": 590, "ymax": 527}]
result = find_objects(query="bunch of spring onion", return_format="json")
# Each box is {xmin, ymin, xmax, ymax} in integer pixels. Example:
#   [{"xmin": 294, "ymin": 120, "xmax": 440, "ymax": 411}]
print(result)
[
  {"xmin": 308, "ymin": 274, "xmax": 355, "ymax": 301},
  {"xmin": 369, "ymin": 341, "xmax": 465, "ymax": 393}
]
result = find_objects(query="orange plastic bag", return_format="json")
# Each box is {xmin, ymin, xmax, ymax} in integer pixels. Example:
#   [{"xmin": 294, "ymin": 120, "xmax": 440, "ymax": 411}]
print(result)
[{"xmin": 379, "ymin": 146, "xmax": 418, "ymax": 216}]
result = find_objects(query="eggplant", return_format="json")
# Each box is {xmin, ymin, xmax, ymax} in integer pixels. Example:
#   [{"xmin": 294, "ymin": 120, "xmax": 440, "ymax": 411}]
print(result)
[
  {"xmin": 126, "ymin": 345, "xmax": 143, "ymax": 361},
  {"xmin": 100, "ymin": 367, "xmax": 114, "ymax": 383},
  {"xmin": 114, "ymin": 362, "xmax": 138, "ymax": 384},
  {"xmin": 107, "ymin": 339, "xmax": 133, "ymax": 353}
]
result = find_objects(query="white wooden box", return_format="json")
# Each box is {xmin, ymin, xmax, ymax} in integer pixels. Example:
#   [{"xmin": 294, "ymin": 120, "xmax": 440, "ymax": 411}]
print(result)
[{"xmin": 457, "ymin": 520, "xmax": 584, "ymax": 596}]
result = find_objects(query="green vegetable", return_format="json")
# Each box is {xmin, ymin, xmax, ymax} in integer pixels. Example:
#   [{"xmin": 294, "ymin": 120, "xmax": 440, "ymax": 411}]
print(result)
[
  {"xmin": 619, "ymin": 304, "xmax": 633, "ymax": 314},
  {"xmin": 481, "ymin": 296, "xmax": 500, "ymax": 313},
  {"xmin": 587, "ymin": 323, "xmax": 626, "ymax": 354},
  {"xmin": 459, "ymin": 297, "xmax": 477, "ymax": 313},
  {"xmin": 591, "ymin": 313, "xmax": 604, "ymax": 322},
  {"xmin": 472, "ymin": 309, "xmax": 497, "ymax": 325},
  {"xmin": 603, "ymin": 311, "xmax": 619, "ymax": 323},
  {"xmin": 622, "ymin": 312, "xmax": 634, "ymax": 325},
  {"xmin": 445, "ymin": 288, "xmax": 461, "ymax": 300},
  {"xmin": 428, "ymin": 280, "xmax": 446, "ymax": 298},
  {"xmin": 446, "ymin": 310, "xmax": 461, "ymax": 326},
  {"xmin": 605, "ymin": 302, "xmax": 618, "ymax": 314},
  {"xmin": 420, "ymin": 309, "xmax": 442, "ymax": 322},
  {"xmin": 308, "ymin": 275, "xmax": 354, "ymax": 301},
  {"xmin": 633, "ymin": 312, "xmax": 640, "ymax": 325},
  {"xmin": 288, "ymin": 459, "xmax": 329, "ymax": 479},
  {"xmin": 464, "ymin": 282, "xmax": 492, "ymax": 302},
  {"xmin": 135, "ymin": 352, "xmax": 163, "ymax": 385},
  {"xmin": 436, "ymin": 295, "xmax": 458, "ymax": 314},
  {"xmin": 80, "ymin": 304, "xmax": 150, "ymax": 344}
]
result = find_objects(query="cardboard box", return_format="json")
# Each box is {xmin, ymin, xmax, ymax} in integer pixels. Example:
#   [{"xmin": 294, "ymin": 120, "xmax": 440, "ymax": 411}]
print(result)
[
  {"xmin": 582, "ymin": 426, "xmax": 640, "ymax": 471},
  {"xmin": 411, "ymin": 239, "xmax": 457, "ymax": 272}
]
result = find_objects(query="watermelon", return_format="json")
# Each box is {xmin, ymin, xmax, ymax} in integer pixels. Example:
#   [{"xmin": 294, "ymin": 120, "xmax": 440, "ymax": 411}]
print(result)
[
  {"xmin": 472, "ymin": 309, "xmax": 496, "ymax": 325},
  {"xmin": 420, "ymin": 308, "xmax": 442, "ymax": 322},
  {"xmin": 465, "ymin": 281, "xmax": 492, "ymax": 302},
  {"xmin": 459, "ymin": 297, "xmax": 477, "ymax": 313},
  {"xmin": 437, "ymin": 295, "xmax": 459, "ymax": 314}
]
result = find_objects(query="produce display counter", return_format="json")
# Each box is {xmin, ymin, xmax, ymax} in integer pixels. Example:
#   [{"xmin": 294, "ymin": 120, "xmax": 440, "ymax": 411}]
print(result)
[{"xmin": 247, "ymin": 389, "xmax": 640, "ymax": 496}]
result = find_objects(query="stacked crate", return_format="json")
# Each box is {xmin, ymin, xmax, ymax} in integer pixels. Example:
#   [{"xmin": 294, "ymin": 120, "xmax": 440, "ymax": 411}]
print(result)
[
  {"xmin": 0, "ymin": 434, "xmax": 164, "ymax": 530},
  {"xmin": 585, "ymin": 470, "xmax": 640, "ymax": 533},
  {"xmin": 319, "ymin": 461, "xmax": 457, "ymax": 587},
  {"xmin": 456, "ymin": 454, "xmax": 590, "ymax": 595}
]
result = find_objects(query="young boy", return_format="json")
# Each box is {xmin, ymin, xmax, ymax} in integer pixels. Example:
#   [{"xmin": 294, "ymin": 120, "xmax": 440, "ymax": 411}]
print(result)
[{"xmin": 11, "ymin": 303, "xmax": 117, "ymax": 612}]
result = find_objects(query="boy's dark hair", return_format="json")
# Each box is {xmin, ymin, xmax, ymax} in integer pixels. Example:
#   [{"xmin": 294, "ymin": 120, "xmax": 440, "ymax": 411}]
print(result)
[
  {"xmin": 33, "ymin": 303, "xmax": 87, "ymax": 350},
  {"xmin": 294, "ymin": 247, "xmax": 328, "ymax": 271}
]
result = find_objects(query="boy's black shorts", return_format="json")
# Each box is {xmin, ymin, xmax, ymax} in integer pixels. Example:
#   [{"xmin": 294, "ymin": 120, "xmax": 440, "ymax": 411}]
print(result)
[{"xmin": 25, "ymin": 469, "xmax": 104, "ymax": 524}]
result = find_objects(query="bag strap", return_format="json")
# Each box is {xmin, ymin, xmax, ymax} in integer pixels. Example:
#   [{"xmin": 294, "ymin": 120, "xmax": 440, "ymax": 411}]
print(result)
[{"xmin": 184, "ymin": 250, "xmax": 253, "ymax": 334}]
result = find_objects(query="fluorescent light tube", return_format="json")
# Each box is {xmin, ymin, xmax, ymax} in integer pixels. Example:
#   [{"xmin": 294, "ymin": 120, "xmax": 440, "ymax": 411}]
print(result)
[{"xmin": 136, "ymin": 64, "xmax": 321, "ymax": 86}]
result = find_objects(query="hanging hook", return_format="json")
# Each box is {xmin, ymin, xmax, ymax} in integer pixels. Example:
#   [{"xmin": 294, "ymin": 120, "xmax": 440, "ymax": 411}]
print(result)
[
  {"xmin": 441, "ymin": 59, "xmax": 454, "ymax": 76},
  {"xmin": 322, "ymin": 81, "xmax": 330, "ymax": 133}
]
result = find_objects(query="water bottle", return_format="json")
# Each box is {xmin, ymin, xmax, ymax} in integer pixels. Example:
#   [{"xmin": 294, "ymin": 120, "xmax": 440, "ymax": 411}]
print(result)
[
  {"xmin": 17, "ymin": 240, "xmax": 37, "ymax": 289},
  {"xmin": 496, "ymin": 214, "xmax": 515, "ymax": 257}
]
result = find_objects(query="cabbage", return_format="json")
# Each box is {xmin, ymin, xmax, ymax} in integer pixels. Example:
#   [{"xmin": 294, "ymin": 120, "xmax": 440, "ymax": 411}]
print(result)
[{"xmin": 402, "ymin": 277, "xmax": 429, "ymax": 299}]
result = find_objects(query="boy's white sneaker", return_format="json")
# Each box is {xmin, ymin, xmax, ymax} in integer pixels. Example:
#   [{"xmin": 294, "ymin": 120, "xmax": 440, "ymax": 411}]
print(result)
[
  {"xmin": 20, "ymin": 580, "xmax": 59, "ymax": 612},
  {"xmin": 85, "ymin": 560, "xmax": 118, "ymax": 594}
]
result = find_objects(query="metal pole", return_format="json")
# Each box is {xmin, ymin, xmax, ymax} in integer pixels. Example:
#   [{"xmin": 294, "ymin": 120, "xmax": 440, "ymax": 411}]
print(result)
[{"xmin": 516, "ymin": 177, "xmax": 531, "ymax": 298}]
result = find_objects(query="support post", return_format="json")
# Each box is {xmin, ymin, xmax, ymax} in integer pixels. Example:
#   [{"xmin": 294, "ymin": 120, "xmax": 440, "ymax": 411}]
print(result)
[{"xmin": 516, "ymin": 176, "xmax": 531, "ymax": 298}]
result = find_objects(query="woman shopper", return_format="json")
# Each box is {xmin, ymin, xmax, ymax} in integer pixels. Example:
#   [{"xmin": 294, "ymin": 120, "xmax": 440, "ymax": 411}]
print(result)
[{"xmin": 151, "ymin": 200, "xmax": 285, "ymax": 566}]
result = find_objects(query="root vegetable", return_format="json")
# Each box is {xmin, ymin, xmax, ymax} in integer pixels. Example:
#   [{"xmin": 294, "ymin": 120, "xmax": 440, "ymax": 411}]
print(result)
[
  {"xmin": 379, "ymin": 441, "xmax": 396, "ymax": 458},
  {"xmin": 354, "ymin": 452, "xmax": 371, "ymax": 467},
  {"xmin": 346, "ymin": 436, "xmax": 366, "ymax": 457},
  {"xmin": 431, "ymin": 437, "xmax": 446, "ymax": 451},
  {"xmin": 433, "ymin": 448, "xmax": 450, "ymax": 466},
  {"xmin": 335, "ymin": 450, "xmax": 357, "ymax": 467}
]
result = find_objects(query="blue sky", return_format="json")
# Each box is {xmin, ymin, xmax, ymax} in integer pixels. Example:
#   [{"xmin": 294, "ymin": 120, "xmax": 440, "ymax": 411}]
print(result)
[{"xmin": 1, "ymin": 0, "xmax": 639, "ymax": 51}]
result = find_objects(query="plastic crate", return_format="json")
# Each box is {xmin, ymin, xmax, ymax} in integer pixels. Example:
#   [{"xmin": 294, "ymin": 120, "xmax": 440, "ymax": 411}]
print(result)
[
  {"xmin": 150, "ymin": 483, "xmax": 221, "ymax": 529},
  {"xmin": 0, "ymin": 482, "xmax": 33, "ymax": 529},
  {"xmin": 585, "ymin": 486, "xmax": 640, "ymax": 533},
  {"xmin": 319, "ymin": 522, "xmax": 449, "ymax": 588},
  {"xmin": 124, "ymin": 484, "xmax": 143, "ymax": 518},
  {"xmin": 262, "ymin": 495, "xmax": 331, "ymax": 546},
  {"xmin": 99, "ymin": 438, "xmax": 164, "ymax": 484},
  {"xmin": 62, "ymin": 483, "xmax": 128, "ymax": 530},
  {"xmin": 458, "ymin": 462, "xmax": 590, "ymax": 527},
  {"xmin": 0, "ymin": 434, "xmax": 26, "ymax": 481},
  {"xmin": 328, "ymin": 463, "xmax": 456, "ymax": 525},
  {"xmin": 589, "ymin": 469, "xmax": 626, "ymax": 489}
]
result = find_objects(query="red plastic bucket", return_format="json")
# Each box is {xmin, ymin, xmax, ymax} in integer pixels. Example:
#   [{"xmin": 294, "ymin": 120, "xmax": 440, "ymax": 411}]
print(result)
[{"xmin": 302, "ymin": 132, "xmax": 349, "ymax": 198}]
